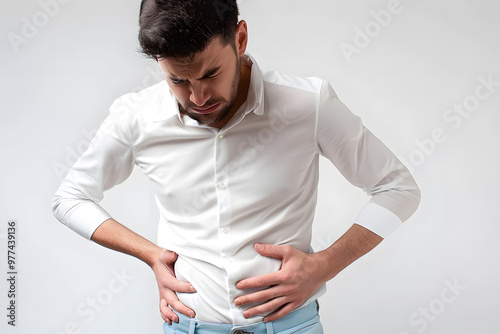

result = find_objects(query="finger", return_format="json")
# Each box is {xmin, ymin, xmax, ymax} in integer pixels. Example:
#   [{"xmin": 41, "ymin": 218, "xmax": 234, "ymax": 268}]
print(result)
[
  {"xmin": 235, "ymin": 286, "xmax": 281, "ymax": 306},
  {"xmin": 160, "ymin": 250, "xmax": 178, "ymax": 275},
  {"xmin": 241, "ymin": 297, "xmax": 287, "ymax": 319},
  {"xmin": 236, "ymin": 271, "xmax": 281, "ymax": 290},
  {"xmin": 161, "ymin": 314, "xmax": 171, "ymax": 325},
  {"xmin": 160, "ymin": 298, "xmax": 178, "ymax": 324},
  {"xmin": 253, "ymin": 243, "xmax": 289, "ymax": 259},
  {"xmin": 263, "ymin": 302, "xmax": 297, "ymax": 322},
  {"xmin": 161, "ymin": 276, "xmax": 197, "ymax": 293},
  {"xmin": 163, "ymin": 289, "xmax": 196, "ymax": 318}
]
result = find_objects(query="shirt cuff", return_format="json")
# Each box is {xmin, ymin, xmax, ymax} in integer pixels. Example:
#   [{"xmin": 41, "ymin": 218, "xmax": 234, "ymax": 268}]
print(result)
[
  {"xmin": 355, "ymin": 202, "xmax": 402, "ymax": 238},
  {"xmin": 66, "ymin": 201, "xmax": 112, "ymax": 240}
]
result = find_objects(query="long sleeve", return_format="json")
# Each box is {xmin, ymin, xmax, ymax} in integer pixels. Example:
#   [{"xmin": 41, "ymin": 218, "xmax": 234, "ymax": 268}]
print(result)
[
  {"xmin": 52, "ymin": 101, "xmax": 135, "ymax": 239},
  {"xmin": 316, "ymin": 81, "xmax": 420, "ymax": 238}
]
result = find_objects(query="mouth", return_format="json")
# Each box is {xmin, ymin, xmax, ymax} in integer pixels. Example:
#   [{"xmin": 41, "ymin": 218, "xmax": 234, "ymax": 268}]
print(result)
[{"xmin": 191, "ymin": 103, "xmax": 221, "ymax": 114}]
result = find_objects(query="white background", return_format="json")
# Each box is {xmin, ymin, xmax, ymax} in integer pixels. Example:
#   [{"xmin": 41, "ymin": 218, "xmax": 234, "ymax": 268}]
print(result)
[{"xmin": 1, "ymin": 0, "xmax": 499, "ymax": 333}]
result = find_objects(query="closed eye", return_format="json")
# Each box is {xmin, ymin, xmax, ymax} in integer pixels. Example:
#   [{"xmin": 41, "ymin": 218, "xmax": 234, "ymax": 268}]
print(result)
[
  {"xmin": 204, "ymin": 73, "xmax": 220, "ymax": 80},
  {"xmin": 168, "ymin": 66, "xmax": 221, "ymax": 85},
  {"xmin": 201, "ymin": 67, "xmax": 221, "ymax": 80},
  {"xmin": 170, "ymin": 78, "xmax": 187, "ymax": 85}
]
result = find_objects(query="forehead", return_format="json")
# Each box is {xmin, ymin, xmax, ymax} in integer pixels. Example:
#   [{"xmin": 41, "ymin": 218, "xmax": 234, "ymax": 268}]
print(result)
[{"xmin": 159, "ymin": 38, "xmax": 233, "ymax": 78}]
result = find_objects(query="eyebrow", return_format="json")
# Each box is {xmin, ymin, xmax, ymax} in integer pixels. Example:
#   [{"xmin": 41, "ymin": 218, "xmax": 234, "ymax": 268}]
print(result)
[{"xmin": 169, "ymin": 66, "xmax": 221, "ymax": 82}]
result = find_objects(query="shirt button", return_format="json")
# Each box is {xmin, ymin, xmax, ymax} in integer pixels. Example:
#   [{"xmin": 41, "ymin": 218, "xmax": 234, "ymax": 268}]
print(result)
[
  {"xmin": 222, "ymin": 228, "xmax": 229, "ymax": 234},
  {"xmin": 219, "ymin": 183, "xmax": 227, "ymax": 189},
  {"xmin": 218, "ymin": 134, "xmax": 224, "ymax": 139}
]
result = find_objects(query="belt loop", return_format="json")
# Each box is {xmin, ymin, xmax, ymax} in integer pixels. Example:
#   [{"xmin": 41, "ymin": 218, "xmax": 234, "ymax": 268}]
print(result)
[
  {"xmin": 189, "ymin": 319, "xmax": 196, "ymax": 334},
  {"xmin": 266, "ymin": 321, "xmax": 274, "ymax": 334}
]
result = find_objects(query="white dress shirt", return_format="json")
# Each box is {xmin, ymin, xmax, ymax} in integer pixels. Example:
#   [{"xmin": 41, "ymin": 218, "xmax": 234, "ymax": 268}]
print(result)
[{"xmin": 53, "ymin": 54, "xmax": 420, "ymax": 325}]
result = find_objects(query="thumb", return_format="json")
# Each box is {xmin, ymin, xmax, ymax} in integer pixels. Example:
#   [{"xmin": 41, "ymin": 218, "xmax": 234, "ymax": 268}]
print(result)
[
  {"xmin": 254, "ymin": 243, "xmax": 286, "ymax": 259},
  {"xmin": 160, "ymin": 249, "xmax": 178, "ymax": 274},
  {"xmin": 160, "ymin": 249, "xmax": 178, "ymax": 263}
]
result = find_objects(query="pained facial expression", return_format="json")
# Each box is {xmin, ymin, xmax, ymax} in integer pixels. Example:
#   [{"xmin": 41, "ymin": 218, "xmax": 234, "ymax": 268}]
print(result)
[{"xmin": 158, "ymin": 37, "xmax": 241, "ymax": 128}]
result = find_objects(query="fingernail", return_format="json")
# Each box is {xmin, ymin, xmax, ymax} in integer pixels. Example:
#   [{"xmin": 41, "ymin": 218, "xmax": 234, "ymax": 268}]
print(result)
[
  {"xmin": 255, "ymin": 243, "xmax": 263, "ymax": 250},
  {"xmin": 190, "ymin": 285, "xmax": 196, "ymax": 292}
]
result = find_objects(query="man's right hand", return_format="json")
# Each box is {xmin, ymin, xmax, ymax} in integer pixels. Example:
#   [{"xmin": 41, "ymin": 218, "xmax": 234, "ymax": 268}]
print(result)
[{"xmin": 152, "ymin": 249, "xmax": 196, "ymax": 324}]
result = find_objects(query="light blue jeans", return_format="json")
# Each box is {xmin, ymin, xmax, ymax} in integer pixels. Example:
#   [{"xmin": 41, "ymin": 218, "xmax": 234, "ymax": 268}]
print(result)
[{"xmin": 163, "ymin": 301, "xmax": 323, "ymax": 334}]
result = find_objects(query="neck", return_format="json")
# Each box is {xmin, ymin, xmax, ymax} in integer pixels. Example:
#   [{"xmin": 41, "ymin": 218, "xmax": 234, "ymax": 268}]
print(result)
[
  {"xmin": 233, "ymin": 62, "xmax": 252, "ymax": 114},
  {"xmin": 213, "ymin": 62, "xmax": 251, "ymax": 130}
]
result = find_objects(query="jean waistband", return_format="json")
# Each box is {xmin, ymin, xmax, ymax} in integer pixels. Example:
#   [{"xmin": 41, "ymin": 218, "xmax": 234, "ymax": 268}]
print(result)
[{"xmin": 166, "ymin": 301, "xmax": 319, "ymax": 334}]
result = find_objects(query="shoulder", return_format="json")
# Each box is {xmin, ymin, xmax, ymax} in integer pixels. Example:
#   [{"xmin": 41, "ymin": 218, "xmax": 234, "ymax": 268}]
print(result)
[
  {"xmin": 108, "ymin": 80, "xmax": 177, "ymax": 123},
  {"xmin": 261, "ymin": 69, "xmax": 325, "ymax": 95},
  {"xmin": 259, "ymin": 69, "xmax": 331, "ymax": 118}
]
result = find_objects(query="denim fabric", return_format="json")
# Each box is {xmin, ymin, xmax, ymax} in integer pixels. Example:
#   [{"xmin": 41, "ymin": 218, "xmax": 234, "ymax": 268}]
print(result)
[{"xmin": 162, "ymin": 301, "xmax": 323, "ymax": 334}]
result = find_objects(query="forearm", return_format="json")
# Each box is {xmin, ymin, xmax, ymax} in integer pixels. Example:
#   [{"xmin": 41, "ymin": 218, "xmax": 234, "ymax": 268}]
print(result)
[
  {"xmin": 316, "ymin": 223, "xmax": 383, "ymax": 283},
  {"xmin": 90, "ymin": 218, "xmax": 163, "ymax": 268}
]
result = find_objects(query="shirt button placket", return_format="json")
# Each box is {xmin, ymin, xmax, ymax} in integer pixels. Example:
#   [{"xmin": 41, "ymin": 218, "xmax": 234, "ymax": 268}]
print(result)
[{"xmin": 214, "ymin": 131, "xmax": 232, "ymax": 260}]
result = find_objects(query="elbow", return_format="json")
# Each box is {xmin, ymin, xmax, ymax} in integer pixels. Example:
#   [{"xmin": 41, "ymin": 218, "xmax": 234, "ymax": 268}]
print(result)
[
  {"xmin": 51, "ymin": 191, "xmax": 67, "ymax": 226},
  {"xmin": 369, "ymin": 171, "xmax": 422, "ymax": 223},
  {"xmin": 400, "ymin": 174, "xmax": 422, "ymax": 222}
]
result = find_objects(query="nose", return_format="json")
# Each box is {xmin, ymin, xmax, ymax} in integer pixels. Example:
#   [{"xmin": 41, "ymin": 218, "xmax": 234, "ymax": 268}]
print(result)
[{"xmin": 189, "ymin": 81, "xmax": 210, "ymax": 106}]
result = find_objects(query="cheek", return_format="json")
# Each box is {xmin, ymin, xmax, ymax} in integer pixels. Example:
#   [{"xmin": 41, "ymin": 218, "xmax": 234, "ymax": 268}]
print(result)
[
  {"xmin": 168, "ymin": 84, "xmax": 189, "ymax": 103},
  {"xmin": 215, "ymin": 76, "xmax": 234, "ymax": 98}
]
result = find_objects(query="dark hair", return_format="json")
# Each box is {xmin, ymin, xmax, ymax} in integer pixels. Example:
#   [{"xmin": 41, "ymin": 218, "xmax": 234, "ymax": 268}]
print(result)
[{"xmin": 139, "ymin": 0, "xmax": 239, "ymax": 60}]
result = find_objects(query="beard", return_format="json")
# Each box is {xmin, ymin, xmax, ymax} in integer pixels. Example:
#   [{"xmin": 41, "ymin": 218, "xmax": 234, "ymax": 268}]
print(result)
[{"xmin": 178, "ymin": 60, "xmax": 241, "ymax": 127}]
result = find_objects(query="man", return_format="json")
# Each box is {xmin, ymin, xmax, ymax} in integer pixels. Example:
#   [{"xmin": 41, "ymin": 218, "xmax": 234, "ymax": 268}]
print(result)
[{"xmin": 53, "ymin": 0, "xmax": 421, "ymax": 333}]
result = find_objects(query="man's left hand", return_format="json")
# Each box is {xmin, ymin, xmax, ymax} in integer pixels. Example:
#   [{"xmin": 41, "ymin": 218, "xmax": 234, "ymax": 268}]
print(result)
[{"xmin": 234, "ymin": 243, "xmax": 327, "ymax": 322}]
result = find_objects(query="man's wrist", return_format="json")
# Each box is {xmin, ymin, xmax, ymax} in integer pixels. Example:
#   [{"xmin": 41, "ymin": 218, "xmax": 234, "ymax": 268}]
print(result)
[
  {"xmin": 313, "ymin": 246, "xmax": 343, "ymax": 283},
  {"xmin": 144, "ymin": 246, "xmax": 165, "ymax": 269},
  {"xmin": 316, "ymin": 223, "xmax": 383, "ymax": 282}
]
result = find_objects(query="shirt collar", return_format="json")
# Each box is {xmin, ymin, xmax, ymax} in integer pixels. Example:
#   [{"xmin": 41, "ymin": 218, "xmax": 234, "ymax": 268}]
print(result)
[{"xmin": 242, "ymin": 53, "xmax": 265, "ymax": 116}]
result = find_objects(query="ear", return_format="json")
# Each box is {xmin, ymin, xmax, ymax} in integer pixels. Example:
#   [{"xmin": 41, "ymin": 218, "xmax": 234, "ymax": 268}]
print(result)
[{"xmin": 235, "ymin": 20, "xmax": 248, "ymax": 57}]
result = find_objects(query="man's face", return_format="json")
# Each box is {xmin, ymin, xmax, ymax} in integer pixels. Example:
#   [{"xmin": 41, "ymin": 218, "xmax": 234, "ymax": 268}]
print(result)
[{"xmin": 158, "ymin": 37, "xmax": 241, "ymax": 128}]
